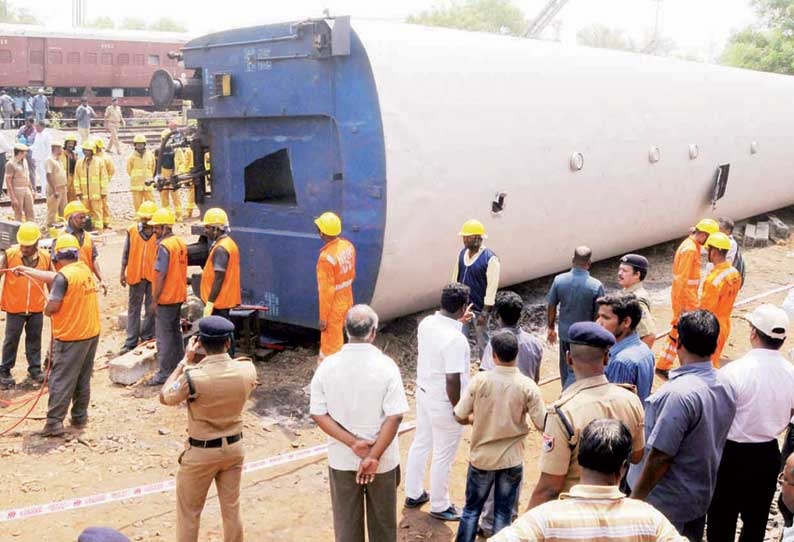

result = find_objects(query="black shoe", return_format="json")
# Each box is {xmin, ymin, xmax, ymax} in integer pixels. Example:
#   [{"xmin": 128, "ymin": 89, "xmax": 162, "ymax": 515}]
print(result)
[
  {"xmin": 119, "ymin": 345, "xmax": 133, "ymax": 356},
  {"xmin": 404, "ymin": 491, "xmax": 430, "ymax": 508},
  {"xmin": 41, "ymin": 422, "xmax": 65, "ymax": 437},
  {"xmin": 655, "ymin": 368, "xmax": 670, "ymax": 380},
  {"xmin": 0, "ymin": 370, "xmax": 14, "ymax": 389},
  {"xmin": 28, "ymin": 370, "xmax": 45, "ymax": 383},
  {"xmin": 477, "ymin": 526, "xmax": 493, "ymax": 539},
  {"xmin": 70, "ymin": 417, "xmax": 87, "ymax": 429},
  {"xmin": 430, "ymin": 505, "xmax": 461, "ymax": 522},
  {"xmin": 143, "ymin": 376, "xmax": 165, "ymax": 387}
]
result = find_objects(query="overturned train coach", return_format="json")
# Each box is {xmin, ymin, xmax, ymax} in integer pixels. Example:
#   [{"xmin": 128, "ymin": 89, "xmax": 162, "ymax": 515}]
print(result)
[{"xmin": 151, "ymin": 17, "xmax": 794, "ymax": 330}]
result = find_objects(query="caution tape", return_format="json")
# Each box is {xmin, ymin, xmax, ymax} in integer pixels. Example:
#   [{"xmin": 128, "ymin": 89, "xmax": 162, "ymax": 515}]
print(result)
[{"xmin": 1, "ymin": 421, "xmax": 416, "ymax": 523}]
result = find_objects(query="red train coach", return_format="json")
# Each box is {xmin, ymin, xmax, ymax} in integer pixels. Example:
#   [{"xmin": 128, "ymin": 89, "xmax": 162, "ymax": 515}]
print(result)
[{"xmin": 0, "ymin": 24, "xmax": 188, "ymax": 114}]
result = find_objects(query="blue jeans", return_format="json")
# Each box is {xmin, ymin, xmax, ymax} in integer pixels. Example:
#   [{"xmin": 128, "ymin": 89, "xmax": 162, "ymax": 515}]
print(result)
[{"xmin": 456, "ymin": 464, "xmax": 523, "ymax": 542}]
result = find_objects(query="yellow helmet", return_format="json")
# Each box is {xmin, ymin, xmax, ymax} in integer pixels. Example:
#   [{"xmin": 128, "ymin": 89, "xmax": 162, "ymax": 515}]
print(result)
[
  {"xmin": 695, "ymin": 218, "xmax": 719, "ymax": 235},
  {"xmin": 16, "ymin": 222, "xmax": 41, "ymax": 246},
  {"xmin": 63, "ymin": 200, "xmax": 89, "ymax": 219},
  {"xmin": 458, "ymin": 219, "xmax": 487, "ymax": 238},
  {"xmin": 136, "ymin": 200, "xmax": 158, "ymax": 219},
  {"xmin": 13, "ymin": 143, "xmax": 28, "ymax": 152},
  {"xmin": 54, "ymin": 233, "xmax": 80, "ymax": 252},
  {"xmin": 314, "ymin": 212, "xmax": 342, "ymax": 236},
  {"xmin": 705, "ymin": 232, "xmax": 732, "ymax": 250},
  {"xmin": 94, "ymin": 138, "xmax": 105, "ymax": 150},
  {"xmin": 81, "ymin": 140, "xmax": 95, "ymax": 151},
  {"xmin": 201, "ymin": 208, "xmax": 229, "ymax": 227},
  {"xmin": 133, "ymin": 134, "xmax": 147, "ymax": 144},
  {"xmin": 149, "ymin": 207, "xmax": 175, "ymax": 226},
  {"xmin": 64, "ymin": 133, "xmax": 78, "ymax": 143},
  {"xmin": 160, "ymin": 129, "xmax": 171, "ymax": 140}
]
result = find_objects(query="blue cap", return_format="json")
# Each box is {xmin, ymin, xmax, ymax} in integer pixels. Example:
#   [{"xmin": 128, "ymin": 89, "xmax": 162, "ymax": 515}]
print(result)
[
  {"xmin": 620, "ymin": 253, "xmax": 649, "ymax": 271},
  {"xmin": 568, "ymin": 322, "xmax": 616, "ymax": 348},
  {"xmin": 77, "ymin": 527, "xmax": 130, "ymax": 542},
  {"xmin": 198, "ymin": 315, "xmax": 235, "ymax": 339}
]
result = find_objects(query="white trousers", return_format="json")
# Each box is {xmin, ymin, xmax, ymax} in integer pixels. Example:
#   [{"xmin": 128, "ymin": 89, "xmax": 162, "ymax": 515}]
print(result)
[{"xmin": 404, "ymin": 390, "xmax": 464, "ymax": 513}]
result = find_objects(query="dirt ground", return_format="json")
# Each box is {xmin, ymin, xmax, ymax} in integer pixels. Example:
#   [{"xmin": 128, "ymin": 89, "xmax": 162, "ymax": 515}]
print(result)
[{"xmin": 1, "ymin": 150, "xmax": 794, "ymax": 540}]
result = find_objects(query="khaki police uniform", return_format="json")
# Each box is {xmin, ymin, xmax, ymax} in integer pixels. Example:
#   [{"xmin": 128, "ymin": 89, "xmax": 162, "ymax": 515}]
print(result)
[
  {"xmin": 540, "ymin": 374, "xmax": 645, "ymax": 492},
  {"xmin": 625, "ymin": 282, "xmax": 657, "ymax": 340},
  {"xmin": 161, "ymin": 352, "xmax": 257, "ymax": 542}
]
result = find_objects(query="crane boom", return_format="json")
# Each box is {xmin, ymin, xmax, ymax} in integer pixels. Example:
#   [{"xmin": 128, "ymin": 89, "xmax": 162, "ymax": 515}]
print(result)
[{"xmin": 525, "ymin": 0, "xmax": 570, "ymax": 38}]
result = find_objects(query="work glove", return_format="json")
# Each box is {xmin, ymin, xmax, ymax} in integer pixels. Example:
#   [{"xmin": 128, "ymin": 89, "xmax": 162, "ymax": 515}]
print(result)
[{"xmin": 203, "ymin": 302, "xmax": 214, "ymax": 318}]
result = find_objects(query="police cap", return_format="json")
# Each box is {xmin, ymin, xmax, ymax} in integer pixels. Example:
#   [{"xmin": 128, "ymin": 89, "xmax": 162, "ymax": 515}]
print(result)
[
  {"xmin": 77, "ymin": 527, "xmax": 130, "ymax": 542},
  {"xmin": 620, "ymin": 253, "xmax": 649, "ymax": 271},
  {"xmin": 198, "ymin": 315, "xmax": 235, "ymax": 341},
  {"xmin": 568, "ymin": 322, "xmax": 616, "ymax": 348}
]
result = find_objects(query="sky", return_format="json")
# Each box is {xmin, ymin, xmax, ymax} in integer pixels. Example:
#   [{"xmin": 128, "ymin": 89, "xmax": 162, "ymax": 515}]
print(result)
[{"xmin": 25, "ymin": 0, "xmax": 757, "ymax": 58}]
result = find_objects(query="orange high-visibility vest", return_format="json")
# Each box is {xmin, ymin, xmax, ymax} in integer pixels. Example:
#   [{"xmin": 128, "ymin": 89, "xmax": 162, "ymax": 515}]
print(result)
[
  {"xmin": 670, "ymin": 236, "xmax": 702, "ymax": 318},
  {"xmin": 1, "ymin": 247, "xmax": 51, "ymax": 314},
  {"xmin": 125, "ymin": 224, "xmax": 157, "ymax": 285},
  {"xmin": 52, "ymin": 261, "xmax": 100, "ymax": 341},
  {"xmin": 201, "ymin": 235, "xmax": 241, "ymax": 310},
  {"xmin": 316, "ymin": 237, "xmax": 356, "ymax": 323},
  {"xmin": 158, "ymin": 235, "xmax": 187, "ymax": 305},
  {"xmin": 700, "ymin": 261, "xmax": 742, "ymax": 365},
  {"xmin": 53, "ymin": 231, "xmax": 95, "ymax": 273}
]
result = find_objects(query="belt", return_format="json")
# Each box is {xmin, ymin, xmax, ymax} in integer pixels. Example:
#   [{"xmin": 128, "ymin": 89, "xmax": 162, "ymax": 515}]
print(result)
[{"xmin": 188, "ymin": 433, "xmax": 242, "ymax": 448}]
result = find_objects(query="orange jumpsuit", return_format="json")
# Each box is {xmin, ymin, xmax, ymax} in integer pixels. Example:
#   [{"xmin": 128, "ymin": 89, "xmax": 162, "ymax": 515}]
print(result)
[
  {"xmin": 316, "ymin": 237, "xmax": 356, "ymax": 359},
  {"xmin": 658, "ymin": 236, "xmax": 702, "ymax": 370},
  {"xmin": 700, "ymin": 262, "xmax": 742, "ymax": 367}
]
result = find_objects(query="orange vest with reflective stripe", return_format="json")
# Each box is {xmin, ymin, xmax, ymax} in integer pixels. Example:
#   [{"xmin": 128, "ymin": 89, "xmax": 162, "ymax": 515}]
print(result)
[
  {"xmin": 201, "ymin": 236, "xmax": 241, "ymax": 310},
  {"xmin": 125, "ymin": 224, "xmax": 157, "ymax": 285},
  {"xmin": 52, "ymin": 261, "xmax": 100, "ymax": 341},
  {"xmin": 670, "ymin": 236, "xmax": 701, "ymax": 318},
  {"xmin": 158, "ymin": 235, "xmax": 187, "ymax": 305},
  {"xmin": 316, "ymin": 237, "xmax": 356, "ymax": 321},
  {"xmin": 55, "ymin": 231, "xmax": 95, "ymax": 272},
  {"xmin": 700, "ymin": 262, "xmax": 742, "ymax": 325},
  {"xmin": 1, "ymin": 247, "xmax": 51, "ymax": 314}
]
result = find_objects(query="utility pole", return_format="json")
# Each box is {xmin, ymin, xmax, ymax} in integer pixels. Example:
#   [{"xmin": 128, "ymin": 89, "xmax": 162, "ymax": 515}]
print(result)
[
  {"xmin": 72, "ymin": 0, "xmax": 86, "ymax": 27},
  {"xmin": 651, "ymin": 0, "xmax": 664, "ymax": 54}
]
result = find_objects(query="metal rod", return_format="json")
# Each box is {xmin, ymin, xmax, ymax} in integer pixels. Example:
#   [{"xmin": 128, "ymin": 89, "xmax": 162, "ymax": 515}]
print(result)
[{"xmin": 181, "ymin": 33, "xmax": 301, "ymax": 52}]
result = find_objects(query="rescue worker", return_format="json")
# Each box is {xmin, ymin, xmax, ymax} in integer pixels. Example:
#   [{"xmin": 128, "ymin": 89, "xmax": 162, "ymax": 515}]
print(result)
[
  {"xmin": 159, "ymin": 316, "xmax": 257, "ymax": 542},
  {"xmin": 527, "ymin": 322, "xmax": 645, "ymax": 508},
  {"xmin": 699, "ymin": 232, "xmax": 742, "ymax": 367},
  {"xmin": 452, "ymin": 219, "xmax": 500, "ymax": 355},
  {"xmin": 200, "ymin": 209, "xmax": 241, "ymax": 316},
  {"xmin": 119, "ymin": 201, "xmax": 158, "ymax": 355},
  {"xmin": 5, "ymin": 142, "xmax": 35, "ymax": 222},
  {"xmin": 127, "ymin": 134, "xmax": 156, "ymax": 213},
  {"xmin": 94, "ymin": 138, "xmax": 113, "ymax": 229},
  {"xmin": 146, "ymin": 207, "xmax": 187, "ymax": 386},
  {"xmin": 45, "ymin": 139, "xmax": 68, "ymax": 226},
  {"xmin": 0, "ymin": 222, "xmax": 51, "ymax": 387},
  {"xmin": 62, "ymin": 134, "xmax": 79, "ymax": 202},
  {"xmin": 617, "ymin": 254, "xmax": 657, "ymax": 349},
  {"xmin": 59, "ymin": 201, "xmax": 106, "ymax": 296},
  {"xmin": 175, "ymin": 144, "xmax": 196, "ymax": 219},
  {"xmin": 103, "ymin": 97, "xmax": 125, "ymax": 154},
  {"xmin": 12, "ymin": 233, "xmax": 100, "ymax": 437},
  {"xmin": 74, "ymin": 140, "xmax": 107, "ymax": 231},
  {"xmin": 314, "ymin": 211, "xmax": 356, "ymax": 361},
  {"xmin": 656, "ymin": 218, "xmax": 719, "ymax": 376},
  {"xmin": 157, "ymin": 128, "xmax": 182, "ymax": 222}
]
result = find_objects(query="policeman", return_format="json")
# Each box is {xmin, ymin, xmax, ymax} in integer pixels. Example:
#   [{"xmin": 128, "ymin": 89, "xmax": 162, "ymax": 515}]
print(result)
[
  {"xmin": 119, "ymin": 201, "xmax": 158, "ymax": 355},
  {"xmin": 126, "ymin": 134, "xmax": 156, "ymax": 212},
  {"xmin": 527, "ymin": 322, "xmax": 646, "ymax": 508},
  {"xmin": 59, "ymin": 200, "xmax": 107, "ymax": 295},
  {"xmin": 617, "ymin": 254, "xmax": 657, "ymax": 348},
  {"xmin": 0, "ymin": 222, "xmax": 51, "ymax": 387},
  {"xmin": 146, "ymin": 207, "xmax": 187, "ymax": 386},
  {"xmin": 93, "ymin": 138, "xmax": 113, "ymax": 229},
  {"xmin": 314, "ymin": 211, "xmax": 356, "ymax": 361},
  {"xmin": 159, "ymin": 315, "xmax": 257, "ymax": 542},
  {"xmin": 13, "ymin": 234, "xmax": 100, "ymax": 437}
]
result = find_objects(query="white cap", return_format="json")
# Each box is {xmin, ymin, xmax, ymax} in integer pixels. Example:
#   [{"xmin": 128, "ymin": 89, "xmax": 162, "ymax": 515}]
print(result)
[
  {"xmin": 746, "ymin": 303, "xmax": 789, "ymax": 340},
  {"xmin": 38, "ymin": 88, "xmax": 44, "ymax": 93}
]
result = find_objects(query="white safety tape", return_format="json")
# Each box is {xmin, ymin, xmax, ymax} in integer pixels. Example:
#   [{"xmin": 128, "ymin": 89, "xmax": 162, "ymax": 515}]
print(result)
[{"xmin": 1, "ymin": 421, "xmax": 416, "ymax": 523}]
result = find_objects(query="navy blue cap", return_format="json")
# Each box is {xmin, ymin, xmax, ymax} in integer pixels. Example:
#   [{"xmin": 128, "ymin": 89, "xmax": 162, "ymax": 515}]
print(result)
[
  {"xmin": 198, "ymin": 315, "xmax": 235, "ymax": 339},
  {"xmin": 77, "ymin": 527, "xmax": 130, "ymax": 542},
  {"xmin": 620, "ymin": 253, "xmax": 649, "ymax": 271},
  {"xmin": 568, "ymin": 322, "xmax": 616, "ymax": 348}
]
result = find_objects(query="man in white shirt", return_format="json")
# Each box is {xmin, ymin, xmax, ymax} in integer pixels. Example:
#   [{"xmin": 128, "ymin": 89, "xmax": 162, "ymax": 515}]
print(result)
[
  {"xmin": 30, "ymin": 119, "xmax": 51, "ymax": 194},
  {"xmin": 707, "ymin": 304, "xmax": 794, "ymax": 542},
  {"xmin": 310, "ymin": 304, "xmax": 409, "ymax": 542},
  {"xmin": 405, "ymin": 282, "xmax": 473, "ymax": 522}
]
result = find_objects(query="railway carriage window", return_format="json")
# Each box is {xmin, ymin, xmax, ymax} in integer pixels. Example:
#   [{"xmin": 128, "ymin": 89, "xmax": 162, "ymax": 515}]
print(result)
[
  {"xmin": 148, "ymin": 54, "xmax": 160, "ymax": 66},
  {"xmin": 67, "ymin": 52, "xmax": 80, "ymax": 64},
  {"xmin": 118, "ymin": 53, "xmax": 130, "ymax": 65},
  {"xmin": 134, "ymin": 54, "xmax": 144, "ymax": 65},
  {"xmin": 85, "ymin": 52, "xmax": 97, "ymax": 64},
  {"xmin": 48, "ymin": 51, "xmax": 63, "ymax": 64},
  {"xmin": 0, "ymin": 50, "xmax": 10, "ymax": 63},
  {"xmin": 101, "ymin": 53, "xmax": 113, "ymax": 65},
  {"xmin": 243, "ymin": 148, "xmax": 297, "ymax": 206}
]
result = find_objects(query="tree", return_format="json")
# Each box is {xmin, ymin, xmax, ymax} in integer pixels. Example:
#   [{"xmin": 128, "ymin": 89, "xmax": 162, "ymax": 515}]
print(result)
[
  {"xmin": 576, "ymin": 24, "xmax": 636, "ymax": 52},
  {"xmin": 407, "ymin": 0, "xmax": 527, "ymax": 36},
  {"xmin": 148, "ymin": 18, "xmax": 187, "ymax": 33},
  {"xmin": 722, "ymin": 0, "xmax": 794, "ymax": 74},
  {"xmin": 120, "ymin": 17, "xmax": 147, "ymax": 30},
  {"xmin": 86, "ymin": 16, "xmax": 115, "ymax": 30},
  {"xmin": 0, "ymin": 3, "xmax": 41, "ymax": 25}
]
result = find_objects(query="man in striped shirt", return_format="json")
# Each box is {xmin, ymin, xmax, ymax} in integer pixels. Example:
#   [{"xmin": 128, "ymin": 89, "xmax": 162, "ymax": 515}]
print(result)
[{"xmin": 491, "ymin": 419, "xmax": 686, "ymax": 542}]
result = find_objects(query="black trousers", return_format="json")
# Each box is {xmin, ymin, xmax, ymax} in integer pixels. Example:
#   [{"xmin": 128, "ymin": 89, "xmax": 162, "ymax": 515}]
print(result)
[{"xmin": 707, "ymin": 439, "xmax": 780, "ymax": 542}]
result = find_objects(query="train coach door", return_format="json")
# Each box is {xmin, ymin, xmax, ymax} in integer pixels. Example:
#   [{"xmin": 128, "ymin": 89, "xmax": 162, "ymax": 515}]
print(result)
[{"xmin": 27, "ymin": 38, "xmax": 45, "ymax": 84}]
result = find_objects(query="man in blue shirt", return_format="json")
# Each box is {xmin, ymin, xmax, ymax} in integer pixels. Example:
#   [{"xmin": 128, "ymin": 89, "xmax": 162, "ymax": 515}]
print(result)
[
  {"xmin": 597, "ymin": 294, "xmax": 655, "ymax": 402},
  {"xmin": 628, "ymin": 310, "xmax": 736, "ymax": 542},
  {"xmin": 546, "ymin": 246, "xmax": 604, "ymax": 389}
]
